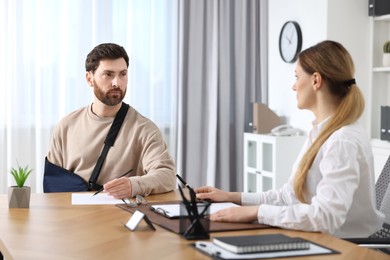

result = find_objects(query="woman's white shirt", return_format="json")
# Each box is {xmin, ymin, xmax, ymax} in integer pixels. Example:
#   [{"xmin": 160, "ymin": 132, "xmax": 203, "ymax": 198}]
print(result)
[{"xmin": 241, "ymin": 118, "xmax": 385, "ymax": 238}]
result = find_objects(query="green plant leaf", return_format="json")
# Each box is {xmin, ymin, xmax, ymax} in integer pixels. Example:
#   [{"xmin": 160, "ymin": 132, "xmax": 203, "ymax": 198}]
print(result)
[
  {"xmin": 383, "ymin": 41, "xmax": 390, "ymax": 53},
  {"xmin": 9, "ymin": 163, "xmax": 32, "ymax": 188}
]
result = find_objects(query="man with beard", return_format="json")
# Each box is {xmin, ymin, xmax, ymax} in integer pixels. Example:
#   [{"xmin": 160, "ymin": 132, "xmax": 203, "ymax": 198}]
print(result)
[{"xmin": 45, "ymin": 43, "xmax": 176, "ymax": 199}]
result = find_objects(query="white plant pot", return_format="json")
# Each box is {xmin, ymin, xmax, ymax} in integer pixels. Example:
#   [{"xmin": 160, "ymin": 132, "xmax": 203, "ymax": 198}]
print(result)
[
  {"xmin": 8, "ymin": 186, "xmax": 31, "ymax": 208},
  {"xmin": 383, "ymin": 53, "xmax": 390, "ymax": 67}
]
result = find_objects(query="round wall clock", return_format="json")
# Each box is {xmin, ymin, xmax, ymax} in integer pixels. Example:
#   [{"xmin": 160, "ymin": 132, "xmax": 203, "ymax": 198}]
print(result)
[{"xmin": 278, "ymin": 21, "xmax": 302, "ymax": 63}]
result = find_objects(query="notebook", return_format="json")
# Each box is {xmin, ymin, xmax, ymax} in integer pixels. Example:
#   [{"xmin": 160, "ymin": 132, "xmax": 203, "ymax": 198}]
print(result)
[
  {"xmin": 212, "ymin": 233, "xmax": 310, "ymax": 254},
  {"xmin": 194, "ymin": 239, "xmax": 339, "ymax": 259}
]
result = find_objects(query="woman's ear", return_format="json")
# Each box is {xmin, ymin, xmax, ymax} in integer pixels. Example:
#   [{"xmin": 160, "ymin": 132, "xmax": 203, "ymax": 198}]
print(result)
[{"xmin": 312, "ymin": 72, "xmax": 322, "ymax": 90}]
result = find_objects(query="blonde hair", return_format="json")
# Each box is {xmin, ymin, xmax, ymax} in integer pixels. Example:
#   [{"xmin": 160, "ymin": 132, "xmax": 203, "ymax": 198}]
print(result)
[{"xmin": 294, "ymin": 41, "xmax": 365, "ymax": 203}]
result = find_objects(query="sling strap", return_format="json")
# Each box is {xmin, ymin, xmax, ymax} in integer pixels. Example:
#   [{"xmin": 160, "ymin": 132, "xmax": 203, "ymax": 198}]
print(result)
[{"xmin": 88, "ymin": 102, "xmax": 129, "ymax": 190}]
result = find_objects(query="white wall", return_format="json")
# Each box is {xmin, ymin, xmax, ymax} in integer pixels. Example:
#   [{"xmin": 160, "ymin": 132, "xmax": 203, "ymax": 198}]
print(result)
[
  {"xmin": 327, "ymin": 0, "xmax": 371, "ymax": 130},
  {"xmin": 268, "ymin": 0, "xmax": 370, "ymax": 133}
]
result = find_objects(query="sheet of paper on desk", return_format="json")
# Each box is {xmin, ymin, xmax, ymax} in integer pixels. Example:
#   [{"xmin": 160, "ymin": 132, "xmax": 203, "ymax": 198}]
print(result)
[
  {"xmin": 72, "ymin": 193, "xmax": 124, "ymax": 205},
  {"xmin": 150, "ymin": 202, "xmax": 239, "ymax": 218}
]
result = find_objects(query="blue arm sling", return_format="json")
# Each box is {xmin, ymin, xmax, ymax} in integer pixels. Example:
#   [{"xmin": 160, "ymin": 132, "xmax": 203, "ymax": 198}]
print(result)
[{"xmin": 43, "ymin": 103, "xmax": 129, "ymax": 192}]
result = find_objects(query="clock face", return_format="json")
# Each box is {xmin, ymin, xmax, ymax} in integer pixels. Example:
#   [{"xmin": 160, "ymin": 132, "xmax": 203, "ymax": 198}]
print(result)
[{"xmin": 279, "ymin": 21, "xmax": 302, "ymax": 63}]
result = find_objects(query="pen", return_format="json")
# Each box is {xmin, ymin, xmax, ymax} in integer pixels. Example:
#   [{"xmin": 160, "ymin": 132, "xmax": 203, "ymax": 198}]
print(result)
[
  {"xmin": 176, "ymin": 174, "xmax": 211, "ymax": 204},
  {"xmin": 176, "ymin": 174, "xmax": 198, "ymax": 204},
  {"xmin": 176, "ymin": 174, "xmax": 192, "ymax": 189},
  {"xmin": 93, "ymin": 168, "xmax": 133, "ymax": 196},
  {"xmin": 195, "ymin": 242, "xmax": 221, "ymax": 257}
]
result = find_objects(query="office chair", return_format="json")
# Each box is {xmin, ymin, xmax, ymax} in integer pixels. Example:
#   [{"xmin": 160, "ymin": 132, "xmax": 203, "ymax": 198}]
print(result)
[{"xmin": 345, "ymin": 155, "xmax": 390, "ymax": 254}]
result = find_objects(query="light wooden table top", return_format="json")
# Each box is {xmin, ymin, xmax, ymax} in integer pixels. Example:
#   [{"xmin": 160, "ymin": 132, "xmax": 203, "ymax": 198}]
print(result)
[{"xmin": 0, "ymin": 190, "xmax": 388, "ymax": 260}]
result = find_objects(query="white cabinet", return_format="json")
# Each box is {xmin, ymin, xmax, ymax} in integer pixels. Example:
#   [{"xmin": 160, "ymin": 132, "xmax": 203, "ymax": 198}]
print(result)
[
  {"xmin": 243, "ymin": 133, "xmax": 305, "ymax": 193},
  {"xmin": 368, "ymin": 14, "xmax": 390, "ymax": 177}
]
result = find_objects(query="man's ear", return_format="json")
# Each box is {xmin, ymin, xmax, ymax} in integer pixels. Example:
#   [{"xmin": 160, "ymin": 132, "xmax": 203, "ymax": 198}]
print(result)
[{"xmin": 86, "ymin": 71, "xmax": 93, "ymax": 87}]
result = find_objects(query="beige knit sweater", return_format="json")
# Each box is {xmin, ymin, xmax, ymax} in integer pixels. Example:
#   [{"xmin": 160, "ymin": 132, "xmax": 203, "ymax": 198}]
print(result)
[{"xmin": 47, "ymin": 103, "xmax": 176, "ymax": 196}]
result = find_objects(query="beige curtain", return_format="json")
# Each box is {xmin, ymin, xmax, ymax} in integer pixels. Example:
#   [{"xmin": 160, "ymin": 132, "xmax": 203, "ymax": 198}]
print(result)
[{"xmin": 176, "ymin": 0, "xmax": 268, "ymax": 191}]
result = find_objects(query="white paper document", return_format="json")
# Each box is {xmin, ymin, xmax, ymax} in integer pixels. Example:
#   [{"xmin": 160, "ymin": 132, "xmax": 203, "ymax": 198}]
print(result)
[
  {"xmin": 150, "ymin": 202, "xmax": 239, "ymax": 218},
  {"xmin": 71, "ymin": 193, "xmax": 124, "ymax": 205}
]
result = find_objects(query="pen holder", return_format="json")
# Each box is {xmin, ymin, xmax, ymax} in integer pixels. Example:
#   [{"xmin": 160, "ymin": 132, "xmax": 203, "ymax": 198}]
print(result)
[{"xmin": 179, "ymin": 201, "xmax": 210, "ymax": 240}]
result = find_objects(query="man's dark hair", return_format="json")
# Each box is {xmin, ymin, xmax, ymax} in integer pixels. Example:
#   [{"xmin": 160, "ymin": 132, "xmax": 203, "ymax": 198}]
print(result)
[{"xmin": 85, "ymin": 43, "xmax": 129, "ymax": 73}]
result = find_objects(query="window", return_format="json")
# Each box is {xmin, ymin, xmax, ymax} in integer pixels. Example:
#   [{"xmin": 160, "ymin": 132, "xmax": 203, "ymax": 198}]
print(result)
[{"xmin": 0, "ymin": 0, "xmax": 178, "ymax": 192}]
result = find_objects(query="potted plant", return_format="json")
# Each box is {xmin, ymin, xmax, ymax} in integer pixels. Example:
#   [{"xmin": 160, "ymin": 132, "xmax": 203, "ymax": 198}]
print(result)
[
  {"xmin": 383, "ymin": 40, "xmax": 390, "ymax": 67},
  {"xmin": 8, "ymin": 163, "xmax": 33, "ymax": 208}
]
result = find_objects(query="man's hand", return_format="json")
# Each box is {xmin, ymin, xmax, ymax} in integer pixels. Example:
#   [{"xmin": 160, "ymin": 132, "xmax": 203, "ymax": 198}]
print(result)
[{"xmin": 103, "ymin": 177, "xmax": 132, "ymax": 199}]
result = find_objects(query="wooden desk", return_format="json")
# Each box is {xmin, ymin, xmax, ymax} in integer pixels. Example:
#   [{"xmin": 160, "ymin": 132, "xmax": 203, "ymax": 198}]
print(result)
[{"xmin": 0, "ymin": 191, "xmax": 388, "ymax": 260}]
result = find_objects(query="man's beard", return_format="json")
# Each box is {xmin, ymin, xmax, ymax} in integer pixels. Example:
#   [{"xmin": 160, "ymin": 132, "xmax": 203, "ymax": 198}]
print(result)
[{"xmin": 93, "ymin": 80, "xmax": 126, "ymax": 106}]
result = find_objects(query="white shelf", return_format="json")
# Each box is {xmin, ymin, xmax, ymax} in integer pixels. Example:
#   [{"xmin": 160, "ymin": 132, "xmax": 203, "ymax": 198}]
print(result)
[
  {"xmin": 369, "ymin": 14, "xmax": 390, "ymax": 179},
  {"xmin": 373, "ymin": 67, "xmax": 390, "ymax": 72},
  {"xmin": 374, "ymin": 14, "xmax": 390, "ymax": 22},
  {"xmin": 371, "ymin": 138, "xmax": 390, "ymax": 149}
]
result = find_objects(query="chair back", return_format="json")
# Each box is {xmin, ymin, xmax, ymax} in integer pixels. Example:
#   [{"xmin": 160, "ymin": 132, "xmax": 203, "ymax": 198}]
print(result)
[
  {"xmin": 375, "ymin": 156, "xmax": 390, "ymax": 211},
  {"xmin": 370, "ymin": 156, "xmax": 390, "ymax": 238}
]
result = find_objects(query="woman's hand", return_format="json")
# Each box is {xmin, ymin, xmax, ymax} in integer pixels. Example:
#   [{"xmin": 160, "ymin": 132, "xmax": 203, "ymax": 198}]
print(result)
[
  {"xmin": 210, "ymin": 206, "xmax": 259, "ymax": 223},
  {"xmin": 195, "ymin": 186, "xmax": 241, "ymax": 205},
  {"xmin": 195, "ymin": 186, "xmax": 258, "ymax": 223}
]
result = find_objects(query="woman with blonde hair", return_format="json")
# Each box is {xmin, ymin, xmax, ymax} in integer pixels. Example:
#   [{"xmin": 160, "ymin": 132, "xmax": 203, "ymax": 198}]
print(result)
[{"xmin": 195, "ymin": 40, "xmax": 384, "ymax": 238}]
